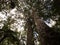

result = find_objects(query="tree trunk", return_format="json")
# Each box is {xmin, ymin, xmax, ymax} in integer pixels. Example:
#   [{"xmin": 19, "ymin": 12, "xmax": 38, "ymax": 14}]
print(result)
[
  {"xmin": 31, "ymin": 9, "xmax": 48, "ymax": 45},
  {"xmin": 27, "ymin": 18, "xmax": 34, "ymax": 45},
  {"xmin": 34, "ymin": 15, "xmax": 47, "ymax": 45}
]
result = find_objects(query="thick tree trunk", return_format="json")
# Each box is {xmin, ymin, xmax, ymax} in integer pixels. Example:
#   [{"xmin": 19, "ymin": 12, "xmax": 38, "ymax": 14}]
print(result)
[
  {"xmin": 31, "ymin": 9, "xmax": 48, "ymax": 45},
  {"xmin": 34, "ymin": 15, "xmax": 47, "ymax": 45}
]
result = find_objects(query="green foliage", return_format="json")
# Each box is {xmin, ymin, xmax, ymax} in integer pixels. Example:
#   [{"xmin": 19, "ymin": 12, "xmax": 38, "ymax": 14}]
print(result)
[
  {"xmin": 0, "ymin": 0, "xmax": 18, "ymax": 11},
  {"xmin": 53, "ymin": 0, "xmax": 60, "ymax": 14}
]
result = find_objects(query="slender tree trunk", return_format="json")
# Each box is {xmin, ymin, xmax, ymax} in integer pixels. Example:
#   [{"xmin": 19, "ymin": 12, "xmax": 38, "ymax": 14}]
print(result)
[{"xmin": 27, "ymin": 18, "xmax": 34, "ymax": 45}]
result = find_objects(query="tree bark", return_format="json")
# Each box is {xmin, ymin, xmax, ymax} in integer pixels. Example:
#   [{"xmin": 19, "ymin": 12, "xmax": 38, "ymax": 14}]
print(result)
[
  {"xmin": 31, "ymin": 9, "xmax": 48, "ymax": 45},
  {"xmin": 27, "ymin": 18, "xmax": 34, "ymax": 45},
  {"xmin": 34, "ymin": 15, "xmax": 47, "ymax": 45}
]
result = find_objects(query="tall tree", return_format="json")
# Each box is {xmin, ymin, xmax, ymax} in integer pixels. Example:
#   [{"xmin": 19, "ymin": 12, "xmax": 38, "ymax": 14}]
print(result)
[{"xmin": 24, "ymin": 0, "xmax": 60, "ymax": 45}]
